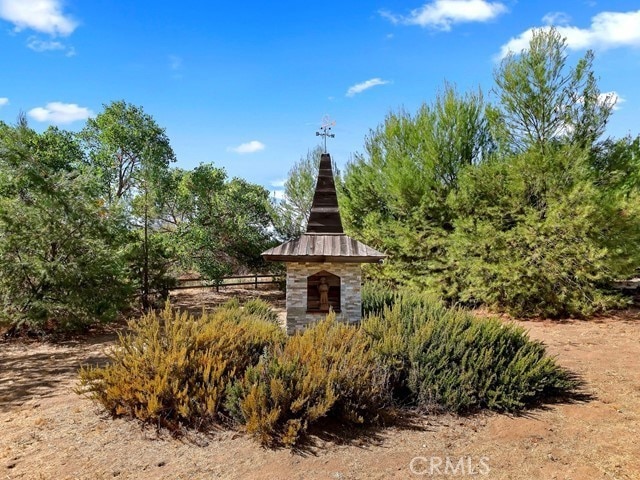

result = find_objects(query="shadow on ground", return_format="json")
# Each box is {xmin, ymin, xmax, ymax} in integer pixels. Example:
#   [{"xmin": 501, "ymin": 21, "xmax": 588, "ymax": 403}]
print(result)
[{"xmin": 0, "ymin": 333, "xmax": 114, "ymax": 408}]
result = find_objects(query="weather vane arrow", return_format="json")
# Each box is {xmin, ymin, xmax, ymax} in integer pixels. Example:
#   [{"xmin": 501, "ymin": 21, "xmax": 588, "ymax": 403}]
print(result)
[{"xmin": 315, "ymin": 115, "xmax": 335, "ymax": 153}]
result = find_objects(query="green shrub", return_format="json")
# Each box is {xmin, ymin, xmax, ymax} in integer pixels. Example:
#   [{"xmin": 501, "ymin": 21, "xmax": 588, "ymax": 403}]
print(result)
[
  {"xmin": 220, "ymin": 297, "xmax": 240, "ymax": 310},
  {"xmin": 446, "ymin": 173, "xmax": 632, "ymax": 317},
  {"xmin": 77, "ymin": 303, "xmax": 285, "ymax": 431},
  {"xmin": 225, "ymin": 314, "xmax": 387, "ymax": 446},
  {"xmin": 362, "ymin": 292, "xmax": 577, "ymax": 413},
  {"xmin": 362, "ymin": 281, "xmax": 438, "ymax": 317},
  {"xmin": 361, "ymin": 280, "xmax": 398, "ymax": 316},
  {"xmin": 243, "ymin": 298, "xmax": 279, "ymax": 324}
]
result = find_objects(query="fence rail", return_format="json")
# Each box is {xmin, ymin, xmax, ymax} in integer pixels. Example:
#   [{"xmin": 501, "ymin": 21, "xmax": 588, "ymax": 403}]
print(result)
[{"xmin": 173, "ymin": 274, "xmax": 283, "ymax": 291}]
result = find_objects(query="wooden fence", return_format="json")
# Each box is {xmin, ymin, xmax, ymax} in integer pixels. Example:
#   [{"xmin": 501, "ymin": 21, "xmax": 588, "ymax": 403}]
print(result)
[{"xmin": 173, "ymin": 274, "xmax": 283, "ymax": 292}]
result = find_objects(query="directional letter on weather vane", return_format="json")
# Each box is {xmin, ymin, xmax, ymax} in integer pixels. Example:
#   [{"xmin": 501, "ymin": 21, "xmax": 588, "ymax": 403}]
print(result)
[{"xmin": 315, "ymin": 115, "xmax": 335, "ymax": 153}]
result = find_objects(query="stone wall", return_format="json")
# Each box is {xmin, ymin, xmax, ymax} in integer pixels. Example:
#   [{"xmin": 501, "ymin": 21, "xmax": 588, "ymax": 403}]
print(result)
[{"xmin": 285, "ymin": 261, "xmax": 362, "ymax": 334}]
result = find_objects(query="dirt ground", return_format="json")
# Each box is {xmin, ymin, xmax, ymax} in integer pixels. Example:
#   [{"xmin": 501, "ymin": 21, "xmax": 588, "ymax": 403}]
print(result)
[{"xmin": 1, "ymin": 287, "xmax": 639, "ymax": 480}]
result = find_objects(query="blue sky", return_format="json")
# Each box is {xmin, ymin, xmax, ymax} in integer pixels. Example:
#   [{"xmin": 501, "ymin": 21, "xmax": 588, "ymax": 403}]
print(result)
[{"xmin": 1, "ymin": 1, "xmax": 640, "ymax": 198}]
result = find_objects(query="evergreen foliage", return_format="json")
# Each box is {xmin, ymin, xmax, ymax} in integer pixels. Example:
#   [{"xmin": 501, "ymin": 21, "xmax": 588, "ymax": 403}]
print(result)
[
  {"xmin": 491, "ymin": 28, "xmax": 613, "ymax": 154},
  {"xmin": 340, "ymin": 84, "xmax": 491, "ymax": 289},
  {"xmin": 0, "ymin": 118, "xmax": 131, "ymax": 332},
  {"xmin": 443, "ymin": 143, "xmax": 639, "ymax": 316},
  {"xmin": 340, "ymin": 30, "xmax": 640, "ymax": 317},
  {"xmin": 361, "ymin": 288, "xmax": 577, "ymax": 412}
]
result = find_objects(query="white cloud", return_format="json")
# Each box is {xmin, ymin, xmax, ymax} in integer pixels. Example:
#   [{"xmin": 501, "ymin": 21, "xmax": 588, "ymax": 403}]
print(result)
[
  {"xmin": 542, "ymin": 12, "xmax": 571, "ymax": 26},
  {"xmin": 270, "ymin": 179, "xmax": 286, "ymax": 188},
  {"xmin": 599, "ymin": 91, "xmax": 625, "ymax": 111},
  {"xmin": 0, "ymin": 97, "xmax": 8, "ymax": 107},
  {"xmin": 346, "ymin": 78, "xmax": 390, "ymax": 97},
  {"xmin": 0, "ymin": 0, "xmax": 77, "ymax": 36},
  {"xmin": 28, "ymin": 102, "xmax": 94, "ymax": 124},
  {"xmin": 227, "ymin": 140, "xmax": 266, "ymax": 154},
  {"xmin": 496, "ymin": 31, "xmax": 537, "ymax": 58},
  {"xmin": 381, "ymin": 0, "xmax": 507, "ymax": 31},
  {"xmin": 271, "ymin": 190, "xmax": 285, "ymax": 201},
  {"xmin": 27, "ymin": 36, "xmax": 64, "ymax": 51},
  {"xmin": 498, "ymin": 10, "xmax": 640, "ymax": 59},
  {"xmin": 26, "ymin": 36, "xmax": 75, "ymax": 56}
]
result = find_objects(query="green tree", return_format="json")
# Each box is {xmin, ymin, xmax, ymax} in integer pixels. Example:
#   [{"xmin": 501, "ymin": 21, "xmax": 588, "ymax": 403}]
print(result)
[
  {"xmin": 589, "ymin": 134, "xmax": 640, "ymax": 199},
  {"xmin": 81, "ymin": 101, "xmax": 176, "ymax": 310},
  {"xmin": 341, "ymin": 84, "xmax": 491, "ymax": 287},
  {"xmin": 491, "ymin": 27, "xmax": 613, "ymax": 154},
  {"xmin": 0, "ymin": 118, "xmax": 131, "ymax": 333},
  {"xmin": 81, "ymin": 100, "xmax": 176, "ymax": 205},
  {"xmin": 156, "ymin": 164, "xmax": 275, "ymax": 281},
  {"xmin": 447, "ymin": 144, "xmax": 640, "ymax": 317},
  {"xmin": 443, "ymin": 29, "xmax": 640, "ymax": 315},
  {"xmin": 452, "ymin": 28, "xmax": 640, "ymax": 316}
]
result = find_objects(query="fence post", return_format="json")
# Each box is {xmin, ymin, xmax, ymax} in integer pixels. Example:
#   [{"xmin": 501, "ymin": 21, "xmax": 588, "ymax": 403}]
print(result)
[{"xmin": 254, "ymin": 274, "xmax": 258, "ymax": 289}]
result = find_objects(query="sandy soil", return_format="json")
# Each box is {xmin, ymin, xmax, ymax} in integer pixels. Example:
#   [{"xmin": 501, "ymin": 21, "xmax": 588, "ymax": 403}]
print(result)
[{"xmin": 1, "ymin": 288, "xmax": 639, "ymax": 480}]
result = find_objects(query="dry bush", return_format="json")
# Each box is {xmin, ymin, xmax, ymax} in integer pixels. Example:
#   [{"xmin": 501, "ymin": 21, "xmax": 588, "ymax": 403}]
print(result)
[
  {"xmin": 225, "ymin": 314, "xmax": 388, "ymax": 446},
  {"xmin": 77, "ymin": 303, "xmax": 285, "ymax": 431}
]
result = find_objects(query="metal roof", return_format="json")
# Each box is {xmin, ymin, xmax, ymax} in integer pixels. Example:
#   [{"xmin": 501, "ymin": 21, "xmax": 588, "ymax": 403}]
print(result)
[
  {"xmin": 262, "ymin": 234, "xmax": 385, "ymax": 263},
  {"xmin": 263, "ymin": 152, "xmax": 385, "ymax": 263}
]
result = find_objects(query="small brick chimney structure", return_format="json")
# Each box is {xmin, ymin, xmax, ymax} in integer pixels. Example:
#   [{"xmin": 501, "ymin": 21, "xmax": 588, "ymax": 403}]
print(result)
[{"xmin": 262, "ymin": 153, "xmax": 385, "ymax": 333}]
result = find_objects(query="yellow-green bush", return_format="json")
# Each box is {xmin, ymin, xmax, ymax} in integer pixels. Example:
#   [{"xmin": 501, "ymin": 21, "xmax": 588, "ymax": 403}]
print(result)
[
  {"xmin": 225, "ymin": 314, "xmax": 388, "ymax": 446},
  {"xmin": 77, "ymin": 303, "xmax": 285, "ymax": 431},
  {"xmin": 243, "ymin": 298, "xmax": 279, "ymax": 323},
  {"xmin": 362, "ymin": 293, "xmax": 577, "ymax": 413}
]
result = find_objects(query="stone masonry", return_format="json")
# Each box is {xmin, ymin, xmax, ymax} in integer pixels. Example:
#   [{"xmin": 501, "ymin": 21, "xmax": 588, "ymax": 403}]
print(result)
[{"xmin": 285, "ymin": 261, "xmax": 361, "ymax": 334}]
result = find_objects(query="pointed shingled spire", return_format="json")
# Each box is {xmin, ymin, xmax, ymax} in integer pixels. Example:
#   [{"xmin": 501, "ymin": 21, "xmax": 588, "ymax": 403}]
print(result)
[
  {"xmin": 261, "ymin": 151, "xmax": 385, "ymax": 263},
  {"xmin": 306, "ymin": 153, "xmax": 343, "ymax": 234}
]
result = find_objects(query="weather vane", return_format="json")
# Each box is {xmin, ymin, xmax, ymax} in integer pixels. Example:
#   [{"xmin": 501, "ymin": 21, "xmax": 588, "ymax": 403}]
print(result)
[{"xmin": 315, "ymin": 115, "xmax": 335, "ymax": 153}]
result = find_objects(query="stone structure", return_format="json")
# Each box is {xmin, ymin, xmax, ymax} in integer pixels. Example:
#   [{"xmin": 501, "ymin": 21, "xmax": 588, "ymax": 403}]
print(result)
[
  {"xmin": 285, "ymin": 261, "xmax": 361, "ymax": 332},
  {"xmin": 262, "ymin": 153, "xmax": 385, "ymax": 333}
]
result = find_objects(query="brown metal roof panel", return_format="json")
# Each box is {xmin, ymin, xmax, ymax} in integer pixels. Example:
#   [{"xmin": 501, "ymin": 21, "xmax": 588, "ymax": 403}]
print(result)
[
  {"xmin": 262, "ymin": 234, "xmax": 386, "ymax": 261},
  {"xmin": 348, "ymin": 237, "xmax": 356, "ymax": 256},
  {"xmin": 332, "ymin": 235, "xmax": 339, "ymax": 255},
  {"xmin": 297, "ymin": 234, "xmax": 307, "ymax": 255},
  {"xmin": 306, "ymin": 223, "xmax": 343, "ymax": 234},
  {"xmin": 343, "ymin": 235, "xmax": 351, "ymax": 256},
  {"xmin": 282, "ymin": 241, "xmax": 293, "ymax": 256},
  {"xmin": 261, "ymin": 255, "xmax": 383, "ymax": 263}
]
